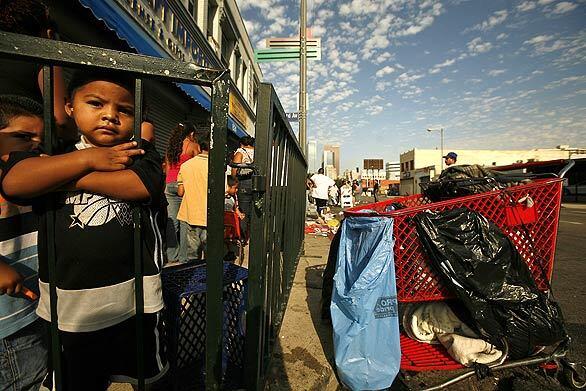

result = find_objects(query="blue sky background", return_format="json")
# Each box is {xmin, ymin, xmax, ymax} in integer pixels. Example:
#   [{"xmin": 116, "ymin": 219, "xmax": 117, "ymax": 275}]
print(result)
[{"xmin": 238, "ymin": 0, "xmax": 585, "ymax": 171}]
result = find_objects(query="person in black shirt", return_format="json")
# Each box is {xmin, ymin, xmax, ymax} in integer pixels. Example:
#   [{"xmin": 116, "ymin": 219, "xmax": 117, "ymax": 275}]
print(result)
[{"xmin": 1, "ymin": 70, "xmax": 167, "ymax": 390}]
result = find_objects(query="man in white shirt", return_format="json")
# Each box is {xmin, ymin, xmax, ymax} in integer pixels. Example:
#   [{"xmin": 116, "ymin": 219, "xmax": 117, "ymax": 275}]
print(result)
[{"xmin": 311, "ymin": 168, "xmax": 335, "ymax": 218}]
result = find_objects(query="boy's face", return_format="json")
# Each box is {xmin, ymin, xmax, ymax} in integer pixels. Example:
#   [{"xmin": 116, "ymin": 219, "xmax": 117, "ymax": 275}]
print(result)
[
  {"xmin": 227, "ymin": 184, "xmax": 238, "ymax": 196},
  {"xmin": 65, "ymin": 81, "xmax": 135, "ymax": 147},
  {"xmin": 0, "ymin": 115, "xmax": 43, "ymax": 160}
]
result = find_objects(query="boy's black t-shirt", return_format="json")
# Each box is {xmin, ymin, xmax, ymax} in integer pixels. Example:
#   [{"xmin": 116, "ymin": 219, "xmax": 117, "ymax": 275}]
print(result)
[{"xmin": 0, "ymin": 139, "xmax": 166, "ymax": 332}]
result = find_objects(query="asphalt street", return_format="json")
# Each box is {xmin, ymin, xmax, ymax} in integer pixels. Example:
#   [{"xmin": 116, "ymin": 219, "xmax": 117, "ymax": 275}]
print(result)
[{"xmin": 553, "ymin": 207, "xmax": 586, "ymax": 366}]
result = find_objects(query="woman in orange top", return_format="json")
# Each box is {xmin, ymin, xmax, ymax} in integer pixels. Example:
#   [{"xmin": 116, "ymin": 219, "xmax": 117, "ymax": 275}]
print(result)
[{"xmin": 164, "ymin": 123, "xmax": 199, "ymax": 263}]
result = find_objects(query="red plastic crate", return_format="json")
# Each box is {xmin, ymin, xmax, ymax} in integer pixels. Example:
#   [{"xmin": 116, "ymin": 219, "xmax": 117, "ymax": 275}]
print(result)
[
  {"xmin": 345, "ymin": 178, "xmax": 563, "ymax": 303},
  {"xmin": 399, "ymin": 333, "xmax": 463, "ymax": 371}
]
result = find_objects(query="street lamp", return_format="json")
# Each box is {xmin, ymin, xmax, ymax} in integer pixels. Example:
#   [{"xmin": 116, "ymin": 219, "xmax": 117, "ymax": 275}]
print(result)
[{"xmin": 427, "ymin": 127, "xmax": 444, "ymax": 171}]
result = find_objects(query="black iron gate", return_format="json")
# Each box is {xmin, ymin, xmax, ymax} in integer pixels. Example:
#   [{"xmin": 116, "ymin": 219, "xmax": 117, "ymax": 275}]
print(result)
[
  {"xmin": 245, "ymin": 83, "xmax": 308, "ymax": 390},
  {"xmin": 0, "ymin": 33, "xmax": 306, "ymax": 391}
]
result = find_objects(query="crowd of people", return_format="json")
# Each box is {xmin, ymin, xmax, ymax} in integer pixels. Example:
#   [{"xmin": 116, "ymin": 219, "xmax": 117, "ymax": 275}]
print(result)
[{"xmin": 0, "ymin": 1, "xmax": 256, "ymax": 389}]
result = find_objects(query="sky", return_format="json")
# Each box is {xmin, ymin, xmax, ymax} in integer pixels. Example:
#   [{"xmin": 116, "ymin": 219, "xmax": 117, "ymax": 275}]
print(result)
[{"xmin": 237, "ymin": 0, "xmax": 586, "ymax": 171}]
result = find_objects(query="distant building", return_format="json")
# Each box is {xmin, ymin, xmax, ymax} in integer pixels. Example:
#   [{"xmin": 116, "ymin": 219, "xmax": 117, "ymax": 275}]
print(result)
[
  {"xmin": 386, "ymin": 162, "xmax": 400, "ymax": 181},
  {"xmin": 364, "ymin": 159, "xmax": 384, "ymax": 170},
  {"xmin": 307, "ymin": 139, "xmax": 318, "ymax": 173},
  {"xmin": 399, "ymin": 146, "xmax": 586, "ymax": 195},
  {"xmin": 323, "ymin": 145, "xmax": 340, "ymax": 178},
  {"xmin": 325, "ymin": 165, "xmax": 337, "ymax": 179}
]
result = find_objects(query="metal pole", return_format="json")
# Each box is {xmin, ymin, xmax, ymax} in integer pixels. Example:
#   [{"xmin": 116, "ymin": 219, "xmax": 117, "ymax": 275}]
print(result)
[
  {"xmin": 440, "ymin": 127, "xmax": 444, "ymax": 171},
  {"xmin": 299, "ymin": 0, "xmax": 307, "ymax": 156}
]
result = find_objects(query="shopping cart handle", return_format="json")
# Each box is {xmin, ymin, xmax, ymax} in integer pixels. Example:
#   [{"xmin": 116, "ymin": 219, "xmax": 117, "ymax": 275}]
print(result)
[{"xmin": 557, "ymin": 160, "xmax": 575, "ymax": 179}]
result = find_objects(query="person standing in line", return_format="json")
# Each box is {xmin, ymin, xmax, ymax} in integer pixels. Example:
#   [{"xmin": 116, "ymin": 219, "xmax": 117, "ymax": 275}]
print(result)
[
  {"xmin": 177, "ymin": 134, "xmax": 210, "ymax": 262},
  {"xmin": 373, "ymin": 180, "xmax": 380, "ymax": 202},
  {"xmin": 231, "ymin": 136, "xmax": 255, "ymax": 240},
  {"xmin": 311, "ymin": 168, "xmax": 335, "ymax": 220},
  {"xmin": 163, "ymin": 123, "xmax": 198, "ymax": 263}
]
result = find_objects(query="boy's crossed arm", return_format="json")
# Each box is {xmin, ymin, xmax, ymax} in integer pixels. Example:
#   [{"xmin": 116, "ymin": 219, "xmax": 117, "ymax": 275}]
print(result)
[{"xmin": 2, "ymin": 142, "xmax": 147, "ymax": 201}]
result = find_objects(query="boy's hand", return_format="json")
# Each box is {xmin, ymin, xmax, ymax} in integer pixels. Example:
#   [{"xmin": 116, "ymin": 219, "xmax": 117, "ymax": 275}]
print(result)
[
  {"xmin": 0, "ymin": 262, "xmax": 23, "ymax": 295},
  {"xmin": 82, "ymin": 142, "xmax": 144, "ymax": 171}
]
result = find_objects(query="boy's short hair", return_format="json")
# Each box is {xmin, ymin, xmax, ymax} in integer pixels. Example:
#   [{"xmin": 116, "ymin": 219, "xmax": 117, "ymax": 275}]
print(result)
[
  {"xmin": 226, "ymin": 175, "xmax": 239, "ymax": 187},
  {"xmin": 67, "ymin": 69, "xmax": 135, "ymax": 100},
  {"xmin": 0, "ymin": 95, "xmax": 43, "ymax": 130},
  {"xmin": 197, "ymin": 131, "xmax": 210, "ymax": 151}
]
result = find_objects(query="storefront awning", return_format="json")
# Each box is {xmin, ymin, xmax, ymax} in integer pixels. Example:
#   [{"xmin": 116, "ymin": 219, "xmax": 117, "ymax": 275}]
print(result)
[{"xmin": 78, "ymin": 0, "xmax": 248, "ymax": 138}]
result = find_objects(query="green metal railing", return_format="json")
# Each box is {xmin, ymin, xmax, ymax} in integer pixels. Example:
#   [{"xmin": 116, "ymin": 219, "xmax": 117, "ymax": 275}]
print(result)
[
  {"xmin": 0, "ymin": 31, "xmax": 230, "ymax": 390},
  {"xmin": 1, "ymin": 32, "xmax": 306, "ymax": 391},
  {"xmin": 246, "ymin": 83, "xmax": 308, "ymax": 389}
]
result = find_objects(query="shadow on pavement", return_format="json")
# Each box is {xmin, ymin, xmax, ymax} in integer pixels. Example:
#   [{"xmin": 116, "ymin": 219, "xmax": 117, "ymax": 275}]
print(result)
[{"xmin": 304, "ymin": 264, "xmax": 337, "ymax": 370}]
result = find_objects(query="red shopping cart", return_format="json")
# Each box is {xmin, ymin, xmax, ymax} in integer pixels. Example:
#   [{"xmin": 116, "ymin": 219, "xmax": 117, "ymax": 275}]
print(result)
[{"xmin": 344, "ymin": 164, "xmax": 586, "ymax": 389}]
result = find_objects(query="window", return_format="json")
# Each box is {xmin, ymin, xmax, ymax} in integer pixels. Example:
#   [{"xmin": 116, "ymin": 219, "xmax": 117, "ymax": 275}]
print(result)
[
  {"xmin": 410, "ymin": 160, "xmax": 414, "ymax": 170},
  {"xmin": 241, "ymin": 63, "xmax": 247, "ymax": 96},
  {"xmin": 207, "ymin": 1, "xmax": 218, "ymax": 37},
  {"xmin": 188, "ymin": 0, "xmax": 197, "ymax": 19},
  {"xmin": 233, "ymin": 51, "xmax": 242, "ymax": 89}
]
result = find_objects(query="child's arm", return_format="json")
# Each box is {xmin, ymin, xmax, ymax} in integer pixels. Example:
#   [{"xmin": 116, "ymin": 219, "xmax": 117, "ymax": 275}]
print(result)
[
  {"xmin": 73, "ymin": 141, "xmax": 163, "ymax": 203},
  {"xmin": 0, "ymin": 261, "xmax": 22, "ymax": 296},
  {"xmin": 1, "ymin": 142, "xmax": 143, "ymax": 199},
  {"xmin": 74, "ymin": 170, "xmax": 149, "ymax": 201}
]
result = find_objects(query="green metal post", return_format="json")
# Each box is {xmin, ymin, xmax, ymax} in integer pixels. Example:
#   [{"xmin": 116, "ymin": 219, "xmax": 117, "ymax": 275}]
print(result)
[
  {"xmin": 43, "ymin": 65, "xmax": 63, "ymax": 391},
  {"xmin": 206, "ymin": 71, "xmax": 230, "ymax": 390},
  {"xmin": 132, "ymin": 78, "xmax": 145, "ymax": 391}
]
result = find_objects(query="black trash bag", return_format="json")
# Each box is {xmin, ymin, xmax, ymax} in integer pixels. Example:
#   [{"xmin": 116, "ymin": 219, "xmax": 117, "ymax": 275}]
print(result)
[
  {"xmin": 414, "ymin": 208, "xmax": 567, "ymax": 359},
  {"xmin": 420, "ymin": 164, "xmax": 533, "ymax": 201}
]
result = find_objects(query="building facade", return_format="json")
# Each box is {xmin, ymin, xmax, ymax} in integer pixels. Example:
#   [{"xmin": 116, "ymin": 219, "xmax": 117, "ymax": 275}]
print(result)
[
  {"xmin": 323, "ymin": 145, "xmax": 340, "ymax": 178},
  {"xmin": 399, "ymin": 146, "xmax": 585, "ymax": 195},
  {"xmin": 49, "ymin": 0, "xmax": 262, "ymax": 153},
  {"xmin": 385, "ymin": 162, "xmax": 400, "ymax": 181}
]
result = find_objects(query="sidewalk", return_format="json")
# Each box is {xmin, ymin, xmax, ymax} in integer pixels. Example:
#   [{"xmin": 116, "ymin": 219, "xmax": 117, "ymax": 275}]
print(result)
[
  {"xmin": 265, "ymin": 233, "xmax": 339, "ymax": 390},
  {"xmin": 107, "ymin": 233, "xmax": 336, "ymax": 391},
  {"xmin": 562, "ymin": 202, "xmax": 586, "ymax": 210}
]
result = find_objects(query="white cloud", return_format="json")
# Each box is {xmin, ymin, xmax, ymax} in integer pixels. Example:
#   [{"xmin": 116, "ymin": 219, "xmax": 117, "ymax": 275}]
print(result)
[
  {"xmin": 517, "ymin": 1, "xmax": 537, "ymax": 12},
  {"xmin": 467, "ymin": 37, "xmax": 493, "ymax": 54},
  {"xmin": 366, "ymin": 105, "xmax": 384, "ymax": 115},
  {"xmin": 524, "ymin": 34, "xmax": 554, "ymax": 45},
  {"xmin": 488, "ymin": 69, "xmax": 506, "ymax": 76},
  {"xmin": 496, "ymin": 33, "xmax": 508, "ymax": 40},
  {"xmin": 441, "ymin": 78, "xmax": 453, "ymax": 84},
  {"xmin": 468, "ymin": 10, "xmax": 508, "ymax": 32},
  {"xmin": 538, "ymin": 0, "xmax": 556, "ymax": 5},
  {"xmin": 375, "ymin": 66, "xmax": 396, "ymax": 78},
  {"xmin": 551, "ymin": 2, "xmax": 578, "ymax": 14}
]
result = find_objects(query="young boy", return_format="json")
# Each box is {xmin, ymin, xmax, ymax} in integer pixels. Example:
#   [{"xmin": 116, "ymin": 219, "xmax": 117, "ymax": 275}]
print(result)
[
  {"xmin": 177, "ymin": 135, "xmax": 209, "ymax": 262},
  {"xmin": 0, "ymin": 71, "xmax": 167, "ymax": 390},
  {"xmin": 0, "ymin": 95, "xmax": 47, "ymax": 391},
  {"xmin": 223, "ymin": 175, "xmax": 244, "ymax": 263}
]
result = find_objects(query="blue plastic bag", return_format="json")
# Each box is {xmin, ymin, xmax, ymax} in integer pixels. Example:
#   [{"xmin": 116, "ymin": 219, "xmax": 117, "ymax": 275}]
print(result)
[{"xmin": 331, "ymin": 216, "xmax": 400, "ymax": 390}]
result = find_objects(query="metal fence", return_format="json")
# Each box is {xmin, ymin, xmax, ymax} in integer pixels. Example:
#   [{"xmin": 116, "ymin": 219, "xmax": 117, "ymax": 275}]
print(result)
[
  {"xmin": 0, "ymin": 31, "xmax": 231, "ymax": 390},
  {"xmin": 245, "ymin": 83, "xmax": 308, "ymax": 389},
  {"xmin": 1, "ymin": 32, "xmax": 306, "ymax": 390}
]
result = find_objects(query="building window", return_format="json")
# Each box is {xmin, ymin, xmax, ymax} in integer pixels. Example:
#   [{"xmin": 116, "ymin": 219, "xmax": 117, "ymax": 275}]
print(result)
[
  {"xmin": 207, "ymin": 1, "xmax": 218, "ymax": 38},
  {"xmin": 410, "ymin": 160, "xmax": 414, "ymax": 170},
  {"xmin": 188, "ymin": 0, "xmax": 197, "ymax": 19},
  {"xmin": 241, "ymin": 63, "xmax": 247, "ymax": 96}
]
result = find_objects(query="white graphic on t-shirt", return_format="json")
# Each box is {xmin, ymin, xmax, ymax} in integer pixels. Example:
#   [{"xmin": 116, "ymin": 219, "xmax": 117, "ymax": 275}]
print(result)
[{"xmin": 64, "ymin": 192, "xmax": 132, "ymax": 228}]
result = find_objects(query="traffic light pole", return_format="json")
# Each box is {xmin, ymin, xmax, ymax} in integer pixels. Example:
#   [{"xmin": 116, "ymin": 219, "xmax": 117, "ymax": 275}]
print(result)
[{"xmin": 299, "ymin": 0, "xmax": 307, "ymax": 156}]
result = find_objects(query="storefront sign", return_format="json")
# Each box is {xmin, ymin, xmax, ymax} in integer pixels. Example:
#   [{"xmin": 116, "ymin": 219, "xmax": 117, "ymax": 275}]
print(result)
[
  {"xmin": 115, "ymin": 0, "xmax": 216, "ymax": 67},
  {"xmin": 229, "ymin": 90, "xmax": 250, "ymax": 130},
  {"xmin": 286, "ymin": 112, "xmax": 299, "ymax": 122}
]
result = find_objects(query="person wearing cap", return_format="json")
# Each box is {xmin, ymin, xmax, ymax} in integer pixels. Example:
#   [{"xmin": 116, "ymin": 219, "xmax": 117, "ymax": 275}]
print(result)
[{"xmin": 443, "ymin": 152, "xmax": 457, "ymax": 166}]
